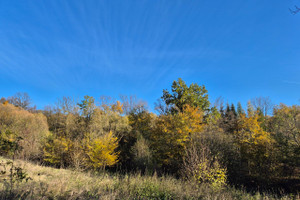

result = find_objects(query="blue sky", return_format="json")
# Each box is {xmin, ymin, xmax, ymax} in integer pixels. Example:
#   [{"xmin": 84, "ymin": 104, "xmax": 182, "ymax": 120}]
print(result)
[{"xmin": 0, "ymin": 0, "xmax": 300, "ymax": 110}]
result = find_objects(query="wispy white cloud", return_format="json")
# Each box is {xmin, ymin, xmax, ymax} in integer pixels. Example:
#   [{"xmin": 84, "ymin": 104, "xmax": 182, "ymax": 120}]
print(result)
[{"xmin": 283, "ymin": 80, "xmax": 300, "ymax": 86}]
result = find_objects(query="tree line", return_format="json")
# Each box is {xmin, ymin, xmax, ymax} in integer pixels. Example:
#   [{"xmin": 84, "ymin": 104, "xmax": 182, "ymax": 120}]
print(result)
[{"xmin": 0, "ymin": 78, "xmax": 299, "ymax": 192}]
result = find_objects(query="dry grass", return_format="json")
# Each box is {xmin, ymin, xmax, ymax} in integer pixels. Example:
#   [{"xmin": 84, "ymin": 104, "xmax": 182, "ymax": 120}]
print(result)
[{"xmin": 0, "ymin": 157, "xmax": 299, "ymax": 200}]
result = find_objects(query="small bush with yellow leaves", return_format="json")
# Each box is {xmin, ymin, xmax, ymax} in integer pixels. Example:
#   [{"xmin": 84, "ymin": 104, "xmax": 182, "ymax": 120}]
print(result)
[{"xmin": 194, "ymin": 158, "xmax": 227, "ymax": 189}]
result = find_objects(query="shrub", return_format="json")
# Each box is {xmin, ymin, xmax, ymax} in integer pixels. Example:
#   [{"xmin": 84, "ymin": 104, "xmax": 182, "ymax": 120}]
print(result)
[
  {"xmin": 182, "ymin": 142, "xmax": 227, "ymax": 189},
  {"xmin": 195, "ymin": 157, "xmax": 227, "ymax": 189}
]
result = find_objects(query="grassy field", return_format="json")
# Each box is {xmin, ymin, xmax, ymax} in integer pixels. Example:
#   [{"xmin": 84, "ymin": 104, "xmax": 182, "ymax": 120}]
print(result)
[{"xmin": 0, "ymin": 157, "xmax": 299, "ymax": 200}]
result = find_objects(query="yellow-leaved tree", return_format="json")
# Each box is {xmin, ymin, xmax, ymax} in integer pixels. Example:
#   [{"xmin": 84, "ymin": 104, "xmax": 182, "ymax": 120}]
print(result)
[
  {"xmin": 151, "ymin": 105, "xmax": 204, "ymax": 171},
  {"xmin": 43, "ymin": 133, "xmax": 73, "ymax": 167},
  {"xmin": 111, "ymin": 101, "xmax": 124, "ymax": 114},
  {"xmin": 83, "ymin": 131, "xmax": 119, "ymax": 170},
  {"xmin": 235, "ymin": 112, "xmax": 273, "ymax": 177}
]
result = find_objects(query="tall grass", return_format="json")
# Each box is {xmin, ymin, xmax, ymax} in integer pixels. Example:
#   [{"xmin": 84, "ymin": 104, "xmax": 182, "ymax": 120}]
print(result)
[{"xmin": 0, "ymin": 157, "xmax": 299, "ymax": 200}]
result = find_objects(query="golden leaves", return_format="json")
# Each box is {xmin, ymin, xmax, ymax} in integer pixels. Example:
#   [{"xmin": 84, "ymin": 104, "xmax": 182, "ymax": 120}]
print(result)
[{"xmin": 84, "ymin": 131, "xmax": 119, "ymax": 169}]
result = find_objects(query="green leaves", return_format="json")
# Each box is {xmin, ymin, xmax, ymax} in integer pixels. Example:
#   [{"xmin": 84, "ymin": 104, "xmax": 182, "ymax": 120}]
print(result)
[
  {"xmin": 162, "ymin": 78, "xmax": 210, "ymax": 113},
  {"xmin": 78, "ymin": 95, "xmax": 95, "ymax": 120}
]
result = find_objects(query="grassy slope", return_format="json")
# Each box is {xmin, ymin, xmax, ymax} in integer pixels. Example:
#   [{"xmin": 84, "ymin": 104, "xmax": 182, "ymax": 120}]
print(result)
[{"xmin": 0, "ymin": 157, "xmax": 299, "ymax": 200}]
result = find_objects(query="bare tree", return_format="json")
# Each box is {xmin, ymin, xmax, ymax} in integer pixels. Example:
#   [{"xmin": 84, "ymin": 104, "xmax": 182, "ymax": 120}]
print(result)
[
  {"xmin": 213, "ymin": 96, "xmax": 224, "ymax": 111},
  {"xmin": 55, "ymin": 96, "xmax": 79, "ymax": 114},
  {"xmin": 98, "ymin": 95, "xmax": 115, "ymax": 111},
  {"xmin": 251, "ymin": 96, "xmax": 273, "ymax": 116},
  {"xmin": 119, "ymin": 95, "xmax": 147, "ymax": 115},
  {"xmin": 8, "ymin": 92, "xmax": 32, "ymax": 110}
]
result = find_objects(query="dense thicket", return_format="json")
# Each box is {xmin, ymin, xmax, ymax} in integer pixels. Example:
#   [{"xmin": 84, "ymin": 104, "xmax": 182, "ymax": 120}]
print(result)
[{"xmin": 0, "ymin": 79, "xmax": 299, "ymax": 193}]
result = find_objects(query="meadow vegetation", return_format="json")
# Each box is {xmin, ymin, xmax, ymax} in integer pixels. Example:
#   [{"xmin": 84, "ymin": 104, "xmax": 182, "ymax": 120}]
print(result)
[{"xmin": 0, "ymin": 157, "xmax": 298, "ymax": 199}]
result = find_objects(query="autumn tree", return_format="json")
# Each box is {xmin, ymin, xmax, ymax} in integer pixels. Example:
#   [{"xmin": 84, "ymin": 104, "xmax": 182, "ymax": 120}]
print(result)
[
  {"xmin": 127, "ymin": 106, "xmax": 155, "ymax": 170},
  {"xmin": 65, "ymin": 112, "xmax": 86, "ymax": 139},
  {"xmin": 235, "ymin": 112, "xmax": 273, "ymax": 177},
  {"xmin": 88, "ymin": 103, "xmax": 130, "ymax": 139},
  {"xmin": 128, "ymin": 106, "xmax": 155, "ymax": 141},
  {"xmin": 151, "ymin": 105, "xmax": 205, "ymax": 172},
  {"xmin": 43, "ymin": 105, "xmax": 68, "ymax": 136},
  {"xmin": 42, "ymin": 96, "xmax": 130, "ymax": 169},
  {"xmin": 268, "ymin": 104, "xmax": 300, "ymax": 176},
  {"xmin": 43, "ymin": 133, "xmax": 73, "ymax": 167},
  {"xmin": 83, "ymin": 131, "xmax": 119, "ymax": 170},
  {"xmin": 0, "ymin": 103, "xmax": 49, "ymax": 160},
  {"xmin": 87, "ymin": 101, "xmax": 131, "ymax": 169}
]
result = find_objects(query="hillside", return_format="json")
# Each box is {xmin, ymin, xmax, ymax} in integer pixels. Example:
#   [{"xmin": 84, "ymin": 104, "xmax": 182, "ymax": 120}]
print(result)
[{"xmin": 0, "ymin": 157, "xmax": 298, "ymax": 200}]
